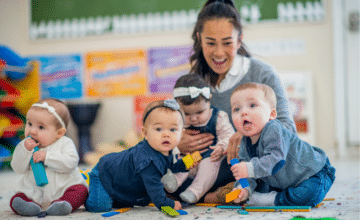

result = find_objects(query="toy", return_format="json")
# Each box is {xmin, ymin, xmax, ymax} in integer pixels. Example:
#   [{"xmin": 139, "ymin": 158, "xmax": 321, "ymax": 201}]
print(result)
[
  {"xmin": 196, "ymin": 203, "xmax": 221, "ymax": 207},
  {"xmin": 244, "ymin": 206, "xmax": 312, "ymax": 212},
  {"xmin": 229, "ymin": 158, "xmax": 250, "ymax": 188},
  {"xmin": 161, "ymin": 206, "xmax": 179, "ymax": 217},
  {"xmin": 225, "ymin": 188, "xmax": 241, "ymax": 203},
  {"xmin": 238, "ymin": 209, "xmax": 249, "ymax": 215},
  {"xmin": 101, "ymin": 207, "xmax": 131, "ymax": 217},
  {"xmin": 217, "ymin": 205, "xmax": 244, "ymax": 209},
  {"xmin": 79, "ymin": 169, "xmax": 90, "ymax": 185},
  {"xmin": 177, "ymin": 210, "xmax": 188, "ymax": 215},
  {"xmin": 182, "ymin": 151, "xmax": 202, "ymax": 169},
  {"xmin": 30, "ymin": 146, "xmax": 48, "ymax": 187},
  {"xmin": 315, "ymin": 202, "xmax": 324, "ymax": 208}
]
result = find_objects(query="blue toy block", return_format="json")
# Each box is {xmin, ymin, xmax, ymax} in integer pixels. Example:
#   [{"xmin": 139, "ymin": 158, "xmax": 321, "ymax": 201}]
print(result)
[
  {"xmin": 238, "ymin": 209, "xmax": 249, "ymax": 215},
  {"xmin": 230, "ymin": 158, "xmax": 249, "ymax": 188},
  {"xmin": 30, "ymin": 146, "xmax": 48, "ymax": 187},
  {"xmin": 177, "ymin": 210, "xmax": 188, "ymax": 215}
]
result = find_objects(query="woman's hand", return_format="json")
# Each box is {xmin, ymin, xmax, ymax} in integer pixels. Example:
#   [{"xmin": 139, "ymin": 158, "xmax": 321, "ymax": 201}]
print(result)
[
  {"xmin": 225, "ymin": 131, "xmax": 243, "ymax": 163},
  {"xmin": 177, "ymin": 129, "xmax": 214, "ymax": 154}
]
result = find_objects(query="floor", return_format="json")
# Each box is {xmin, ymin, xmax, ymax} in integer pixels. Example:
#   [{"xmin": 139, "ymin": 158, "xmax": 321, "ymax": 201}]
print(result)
[{"xmin": 0, "ymin": 157, "xmax": 359, "ymax": 220}]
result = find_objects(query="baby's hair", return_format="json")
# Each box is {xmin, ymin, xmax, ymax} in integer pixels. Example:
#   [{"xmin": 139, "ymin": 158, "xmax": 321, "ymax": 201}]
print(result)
[
  {"xmin": 174, "ymin": 74, "xmax": 210, "ymax": 105},
  {"xmin": 31, "ymin": 98, "xmax": 70, "ymax": 129},
  {"xmin": 142, "ymin": 100, "xmax": 183, "ymax": 126},
  {"xmin": 232, "ymin": 83, "xmax": 277, "ymax": 109}
]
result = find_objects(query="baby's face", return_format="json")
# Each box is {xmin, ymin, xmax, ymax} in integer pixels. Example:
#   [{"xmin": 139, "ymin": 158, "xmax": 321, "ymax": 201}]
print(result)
[
  {"xmin": 179, "ymin": 99, "xmax": 211, "ymax": 127},
  {"xmin": 142, "ymin": 108, "xmax": 183, "ymax": 156},
  {"xmin": 25, "ymin": 108, "xmax": 62, "ymax": 148},
  {"xmin": 231, "ymin": 88, "xmax": 276, "ymax": 143}
]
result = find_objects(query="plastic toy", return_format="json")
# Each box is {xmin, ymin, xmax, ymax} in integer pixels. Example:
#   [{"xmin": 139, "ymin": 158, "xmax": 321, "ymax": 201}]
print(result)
[
  {"xmin": 30, "ymin": 146, "xmax": 48, "ymax": 187},
  {"xmin": 79, "ymin": 169, "xmax": 90, "ymax": 185},
  {"xmin": 101, "ymin": 207, "xmax": 131, "ymax": 217},
  {"xmin": 238, "ymin": 209, "xmax": 249, "ymax": 215},
  {"xmin": 161, "ymin": 206, "xmax": 179, "ymax": 217},
  {"xmin": 244, "ymin": 206, "xmax": 312, "ymax": 212},
  {"xmin": 177, "ymin": 210, "xmax": 188, "ymax": 215},
  {"xmin": 182, "ymin": 151, "xmax": 202, "ymax": 169},
  {"xmin": 229, "ymin": 158, "xmax": 249, "ymax": 188},
  {"xmin": 225, "ymin": 188, "xmax": 241, "ymax": 203},
  {"xmin": 196, "ymin": 203, "xmax": 221, "ymax": 207},
  {"xmin": 216, "ymin": 205, "xmax": 244, "ymax": 209}
]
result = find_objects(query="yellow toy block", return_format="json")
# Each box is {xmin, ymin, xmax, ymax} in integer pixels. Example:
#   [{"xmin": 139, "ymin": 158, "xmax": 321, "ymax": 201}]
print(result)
[
  {"xmin": 115, "ymin": 207, "xmax": 131, "ymax": 213},
  {"xmin": 191, "ymin": 151, "xmax": 202, "ymax": 163},
  {"xmin": 225, "ymin": 189, "xmax": 241, "ymax": 203},
  {"xmin": 182, "ymin": 154, "xmax": 194, "ymax": 169},
  {"xmin": 196, "ymin": 203, "xmax": 221, "ymax": 207}
]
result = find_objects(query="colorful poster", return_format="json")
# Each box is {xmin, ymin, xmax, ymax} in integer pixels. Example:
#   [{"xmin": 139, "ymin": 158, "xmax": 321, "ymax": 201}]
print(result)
[
  {"xmin": 148, "ymin": 45, "xmax": 192, "ymax": 94},
  {"xmin": 28, "ymin": 54, "xmax": 83, "ymax": 99},
  {"xmin": 134, "ymin": 94, "xmax": 172, "ymax": 132},
  {"xmin": 85, "ymin": 49, "xmax": 147, "ymax": 97}
]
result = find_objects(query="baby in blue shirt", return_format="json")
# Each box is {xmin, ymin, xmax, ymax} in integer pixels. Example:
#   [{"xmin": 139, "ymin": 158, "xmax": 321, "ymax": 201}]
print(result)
[
  {"xmin": 85, "ymin": 99, "xmax": 197, "ymax": 212},
  {"xmin": 230, "ymin": 82, "xmax": 335, "ymax": 207}
]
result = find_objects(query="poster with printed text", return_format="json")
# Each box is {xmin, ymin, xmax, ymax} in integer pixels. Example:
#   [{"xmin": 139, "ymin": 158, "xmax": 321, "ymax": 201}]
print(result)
[
  {"xmin": 148, "ymin": 45, "xmax": 192, "ymax": 94},
  {"xmin": 134, "ymin": 94, "xmax": 172, "ymax": 132},
  {"xmin": 85, "ymin": 49, "xmax": 147, "ymax": 97},
  {"xmin": 28, "ymin": 54, "xmax": 83, "ymax": 100}
]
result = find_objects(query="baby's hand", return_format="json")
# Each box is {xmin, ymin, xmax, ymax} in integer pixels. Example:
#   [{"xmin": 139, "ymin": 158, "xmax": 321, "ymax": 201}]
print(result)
[
  {"xmin": 209, "ymin": 145, "xmax": 224, "ymax": 162},
  {"xmin": 33, "ymin": 151, "xmax": 46, "ymax": 163},
  {"xmin": 24, "ymin": 137, "xmax": 39, "ymax": 151},
  {"xmin": 233, "ymin": 187, "xmax": 249, "ymax": 203},
  {"xmin": 230, "ymin": 162, "xmax": 248, "ymax": 180},
  {"xmin": 173, "ymin": 201, "xmax": 182, "ymax": 210}
]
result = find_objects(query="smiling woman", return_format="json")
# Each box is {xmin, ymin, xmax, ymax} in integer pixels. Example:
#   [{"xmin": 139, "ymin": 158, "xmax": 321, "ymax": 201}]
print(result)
[{"xmin": 173, "ymin": 0, "xmax": 297, "ymax": 204}]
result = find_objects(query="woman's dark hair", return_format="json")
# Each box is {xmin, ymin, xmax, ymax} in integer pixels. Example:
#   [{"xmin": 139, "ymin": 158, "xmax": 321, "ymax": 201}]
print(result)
[
  {"xmin": 190, "ymin": 0, "xmax": 251, "ymax": 87},
  {"xmin": 174, "ymin": 74, "xmax": 210, "ymax": 105}
]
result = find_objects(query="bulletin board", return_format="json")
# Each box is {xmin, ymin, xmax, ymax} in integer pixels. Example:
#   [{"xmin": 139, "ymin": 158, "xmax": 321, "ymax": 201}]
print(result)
[{"xmin": 31, "ymin": 0, "xmax": 322, "ymax": 23}]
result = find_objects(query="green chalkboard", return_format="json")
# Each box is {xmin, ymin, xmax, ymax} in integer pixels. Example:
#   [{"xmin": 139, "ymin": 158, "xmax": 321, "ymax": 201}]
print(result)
[{"xmin": 31, "ymin": 0, "xmax": 321, "ymax": 23}]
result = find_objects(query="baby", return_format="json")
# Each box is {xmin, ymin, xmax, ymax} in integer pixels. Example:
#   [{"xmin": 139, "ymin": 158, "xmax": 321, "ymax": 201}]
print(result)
[
  {"xmin": 162, "ymin": 74, "xmax": 235, "ymax": 203},
  {"xmin": 85, "ymin": 99, "xmax": 197, "ymax": 212},
  {"xmin": 10, "ymin": 98, "xmax": 88, "ymax": 216},
  {"xmin": 230, "ymin": 82, "xmax": 335, "ymax": 207}
]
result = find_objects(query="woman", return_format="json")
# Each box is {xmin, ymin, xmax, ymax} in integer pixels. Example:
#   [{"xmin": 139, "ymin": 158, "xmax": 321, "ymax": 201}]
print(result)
[{"xmin": 173, "ymin": 0, "xmax": 296, "ymax": 203}]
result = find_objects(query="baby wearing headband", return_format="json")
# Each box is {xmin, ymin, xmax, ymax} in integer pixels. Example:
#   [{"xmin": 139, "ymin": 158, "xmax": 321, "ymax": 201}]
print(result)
[
  {"xmin": 85, "ymin": 99, "xmax": 197, "ymax": 212},
  {"xmin": 161, "ymin": 74, "xmax": 235, "ymax": 204},
  {"xmin": 10, "ymin": 98, "xmax": 88, "ymax": 216}
]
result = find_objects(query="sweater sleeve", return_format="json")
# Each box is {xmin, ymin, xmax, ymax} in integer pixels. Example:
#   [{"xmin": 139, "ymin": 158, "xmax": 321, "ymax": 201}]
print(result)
[
  {"xmin": 215, "ymin": 111, "xmax": 235, "ymax": 151},
  {"xmin": 170, "ymin": 159, "xmax": 187, "ymax": 173},
  {"xmin": 10, "ymin": 140, "xmax": 32, "ymax": 174},
  {"xmin": 258, "ymin": 63, "xmax": 296, "ymax": 133},
  {"xmin": 44, "ymin": 137, "xmax": 79, "ymax": 173},
  {"xmin": 246, "ymin": 123, "xmax": 288, "ymax": 179},
  {"xmin": 139, "ymin": 161, "xmax": 175, "ymax": 210}
]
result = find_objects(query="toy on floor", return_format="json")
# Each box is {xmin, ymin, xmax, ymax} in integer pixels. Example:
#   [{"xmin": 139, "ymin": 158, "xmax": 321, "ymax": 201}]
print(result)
[
  {"xmin": 30, "ymin": 145, "xmax": 48, "ymax": 187},
  {"xmin": 161, "ymin": 206, "xmax": 180, "ymax": 217},
  {"xmin": 244, "ymin": 206, "xmax": 312, "ymax": 212},
  {"xmin": 238, "ymin": 209, "xmax": 249, "ymax": 215},
  {"xmin": 101, "ymin": 207, "xmax": 131, "ymax": 217},
  {"xmin": 230, "ymin": 158, "xmax": 249, "ymax": 188},
  {"xmin": 182, "ymin": 151, "xmax": 202, "ymax": 169},
  {"xmin": 196, "ymin": 203, "xmax": 221, "ymax": 207}
]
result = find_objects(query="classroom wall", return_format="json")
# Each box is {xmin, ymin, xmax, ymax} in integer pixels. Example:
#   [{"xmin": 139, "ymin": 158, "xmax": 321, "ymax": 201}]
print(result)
[{"xmin": 0, "ymin": 0, "xmax": 336, "ymax": 156}]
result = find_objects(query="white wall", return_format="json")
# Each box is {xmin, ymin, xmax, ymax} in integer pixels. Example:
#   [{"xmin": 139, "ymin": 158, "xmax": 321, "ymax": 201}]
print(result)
[{"xmin": 0, "ymin": 0, "xmax": 337, "ymax": 156}]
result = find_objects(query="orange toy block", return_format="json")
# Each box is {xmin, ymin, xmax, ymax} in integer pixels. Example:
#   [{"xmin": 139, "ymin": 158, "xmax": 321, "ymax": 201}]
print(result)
[
  {"xmin": 115, "ymin": 207, "xmax": 131, "ymax": 213},
  {"xmin": 196, "ymin": 203, "xmax": 221, "ymax": 207},
  {"xmin": 191, "ymin": 151, "xmax": 202, "ymax": 163},
  {"xmin": 225, "ymin": 189, "xmax": 241, "ymax": 203},
  {"xmin": 182, "ymin": 154, "xmax": 194, "ymax": 169}
]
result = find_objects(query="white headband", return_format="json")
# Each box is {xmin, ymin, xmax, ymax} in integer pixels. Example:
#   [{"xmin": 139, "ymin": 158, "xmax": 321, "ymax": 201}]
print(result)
[
  {"xmin": 173, "ymin": 87, "xmax": 211, "ymax": 99},
  {"xmin": 32, "ymin": 102, "xmax": 66, "ymax": 128}
]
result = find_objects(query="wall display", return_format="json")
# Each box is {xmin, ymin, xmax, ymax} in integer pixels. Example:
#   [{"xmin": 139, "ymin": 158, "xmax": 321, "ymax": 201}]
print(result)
[
  {"xmin": 148, "ymin": 45, "xmax": 192, "ymax": 94},
  {"xmin": 28, "ymin": 54, "xmax": 83, "ymax": 100},
  {"xmin": 85, "ymin": 49, "xmax": 147, "ymax": 98},
  {"xmin": 134, "ymin": 94, "xmax": 172, "ymax": 132},
  {"xmin": 29, "ymin": 0, "xmax": 325, "ymax": 40},
  {"xmin": 280, "ymin": 72, "xmax": 315, "ymax": 145}
]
